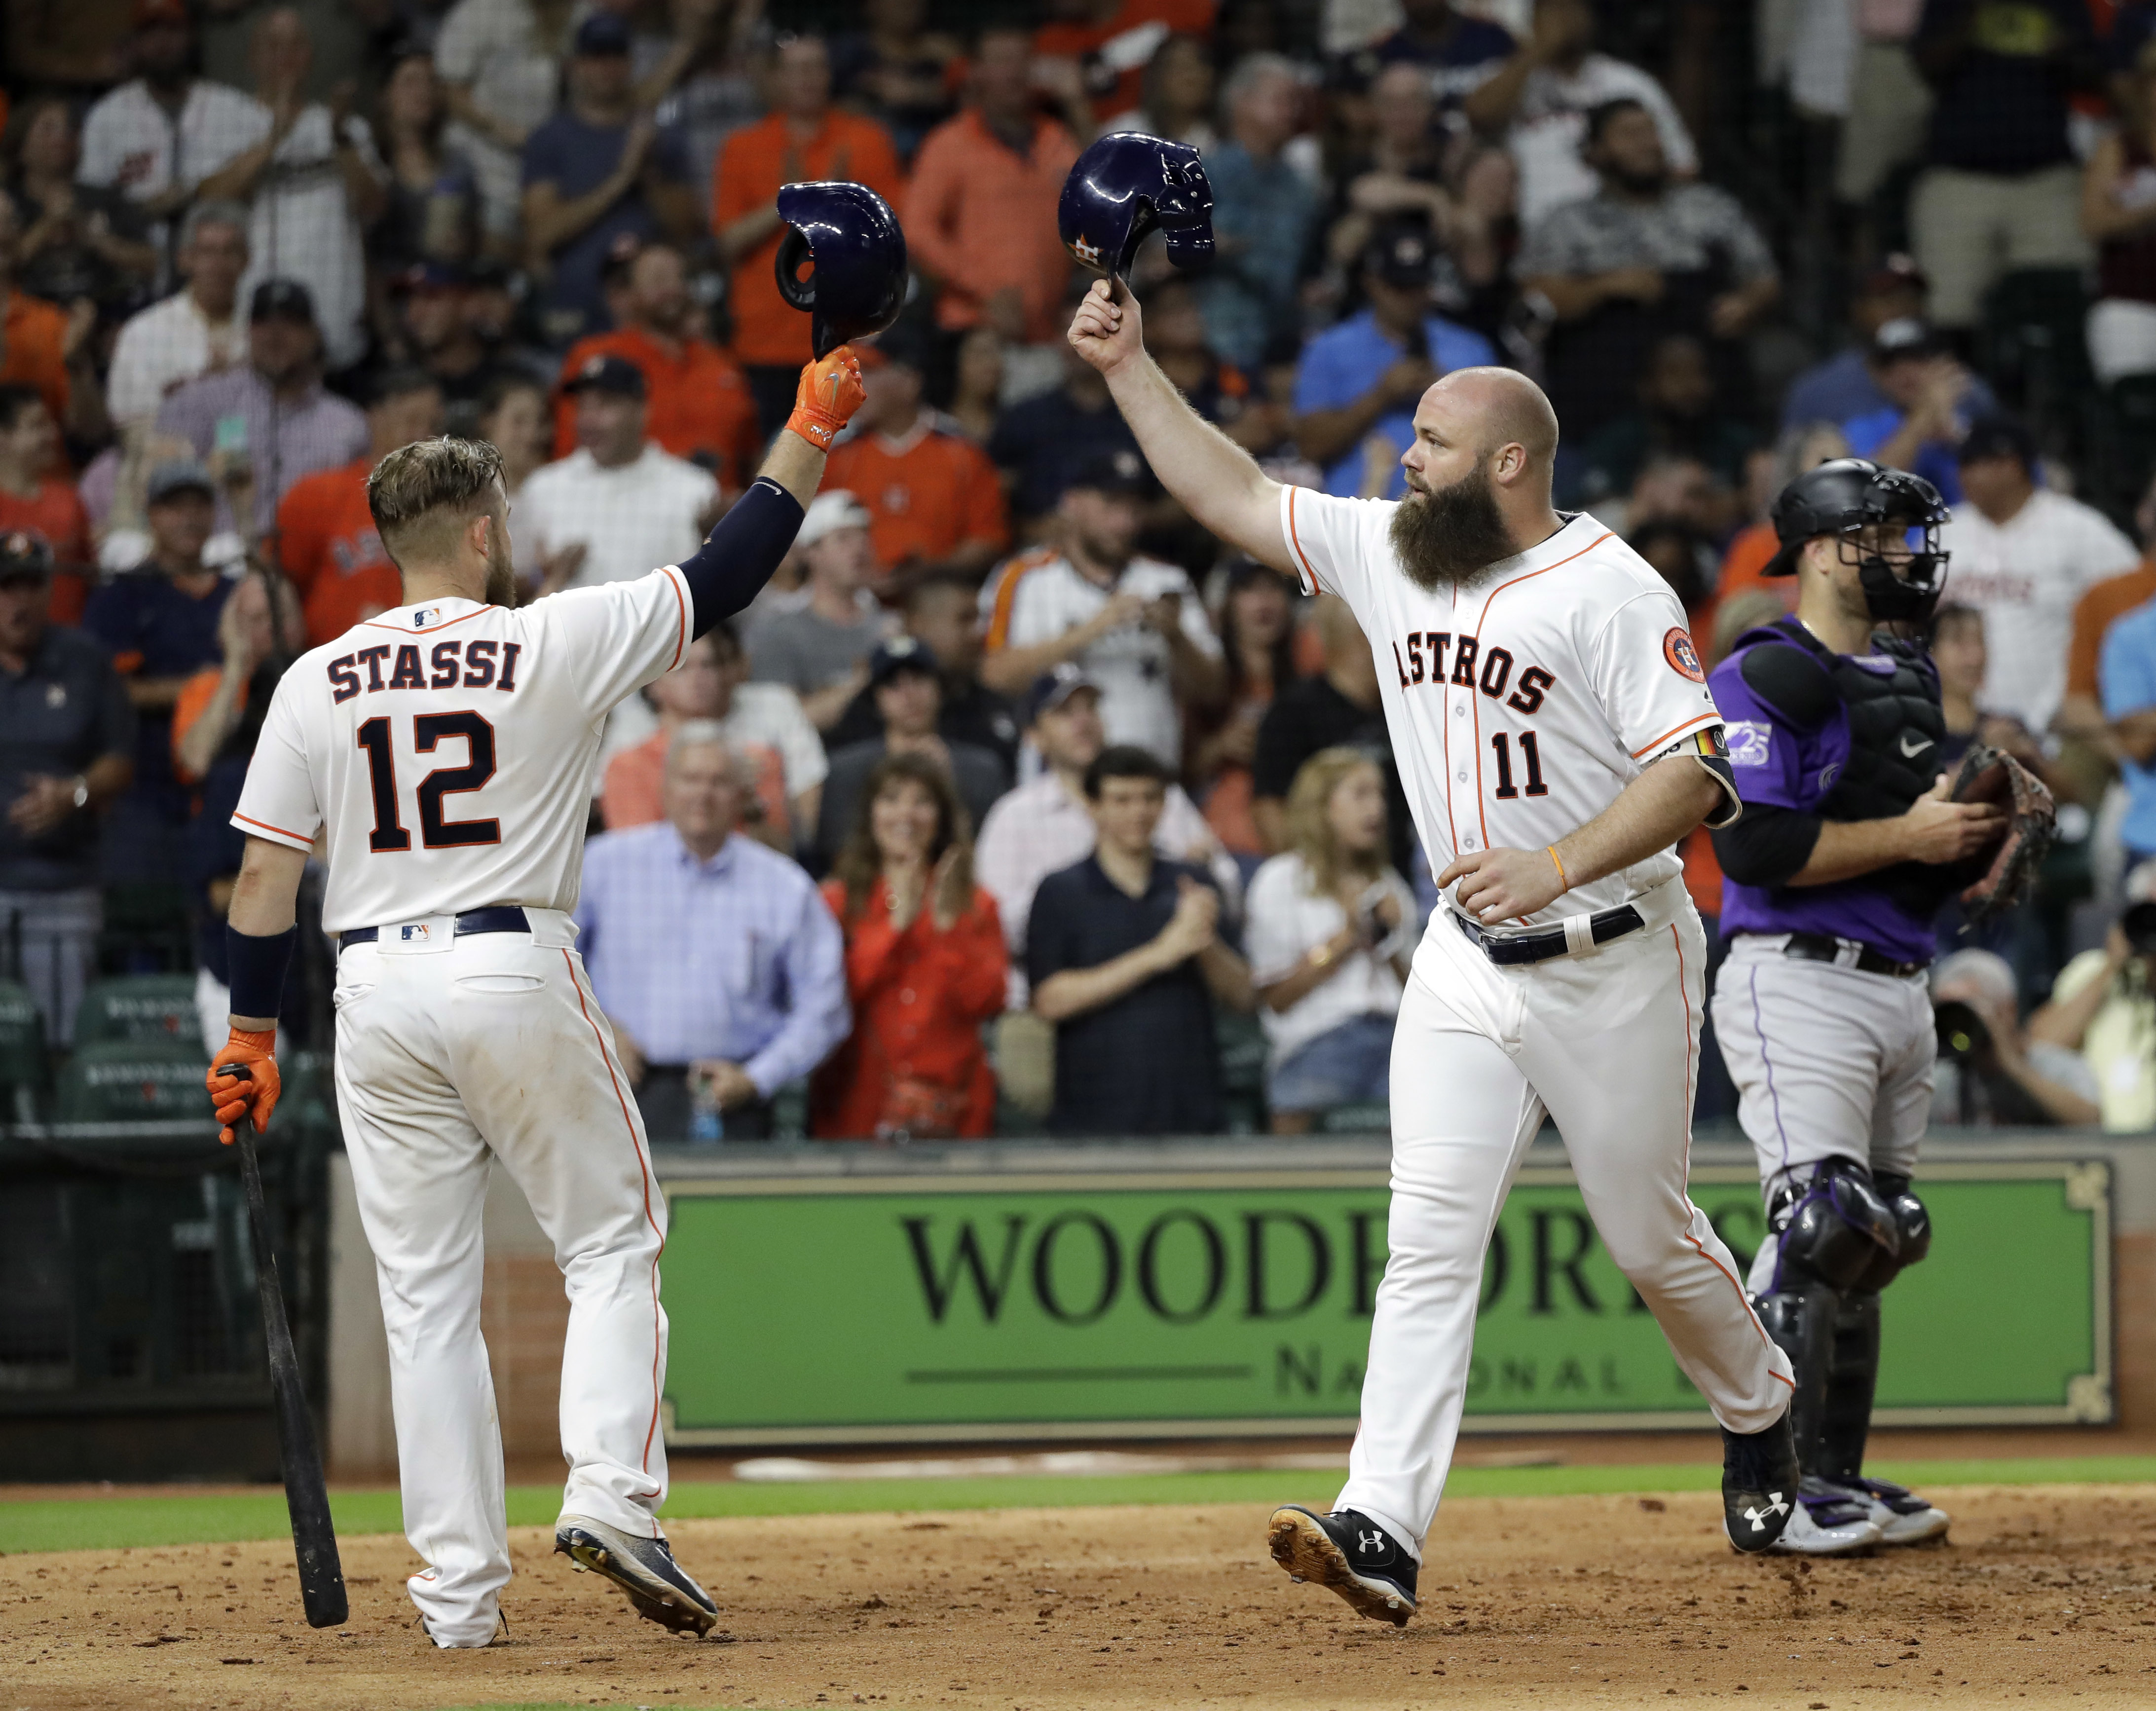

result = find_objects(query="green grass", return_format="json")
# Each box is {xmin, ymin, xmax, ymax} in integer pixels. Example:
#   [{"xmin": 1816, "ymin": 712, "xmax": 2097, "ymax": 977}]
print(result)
[{"xmin": 7, "ymin": 1456, "xmax": 2156, "ymax": 1558}]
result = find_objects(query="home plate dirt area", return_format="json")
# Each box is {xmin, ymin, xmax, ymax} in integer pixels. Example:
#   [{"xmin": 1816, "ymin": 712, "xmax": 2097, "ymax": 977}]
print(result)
[{"xmin": 10, "ymin": 1488, "xmax": 2156, "ymax": 1711}]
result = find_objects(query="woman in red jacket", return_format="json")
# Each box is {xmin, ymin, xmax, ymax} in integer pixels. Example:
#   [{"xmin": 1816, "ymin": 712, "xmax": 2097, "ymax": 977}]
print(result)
[{"xmin": 813, "ymin": 751, "xmax": 1008, "ymax": 1140}]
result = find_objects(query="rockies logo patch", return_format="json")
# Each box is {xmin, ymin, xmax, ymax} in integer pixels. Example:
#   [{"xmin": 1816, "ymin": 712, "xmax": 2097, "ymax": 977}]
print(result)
[{"xmin": 1663, "ymin": 627, "xmax": 1705, "ymax": 682}]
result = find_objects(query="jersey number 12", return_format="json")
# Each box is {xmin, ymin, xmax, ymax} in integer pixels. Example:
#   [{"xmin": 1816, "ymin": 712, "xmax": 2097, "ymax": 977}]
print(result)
[{"xmin": 357, "ymin": 712, "xmax": 501, "ymax": 851}]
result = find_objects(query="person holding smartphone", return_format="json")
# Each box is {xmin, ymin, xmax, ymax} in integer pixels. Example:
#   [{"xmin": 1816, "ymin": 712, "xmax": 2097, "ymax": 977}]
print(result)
[{"xmin": 1245, "ymin": 746, "xmax": 1416, "ymax": 1131}]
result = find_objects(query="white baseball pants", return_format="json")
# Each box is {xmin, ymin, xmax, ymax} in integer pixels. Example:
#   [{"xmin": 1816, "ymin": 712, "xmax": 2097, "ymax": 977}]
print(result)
[
  {"xmin": 1335, "ymin": 880, "xmax": 1795, "ymax": 1556},
  {"xmin": 1708, "ymin": 933, "xmax": 1935, "ymax": 1293},
  {"xmin": 332, "ymin": 911, "xmax": 670, "ymax": 1646}
]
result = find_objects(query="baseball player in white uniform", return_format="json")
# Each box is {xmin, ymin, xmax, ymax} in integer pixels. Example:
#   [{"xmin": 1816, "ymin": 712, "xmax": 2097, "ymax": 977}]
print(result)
[
  {"xmin": 1065, "ymin": 279, "xmax": 1800, "ymax": 1623},
  {"xmin": 202, "ymin": 345, "xmax": 870, "ymax": 1644}
]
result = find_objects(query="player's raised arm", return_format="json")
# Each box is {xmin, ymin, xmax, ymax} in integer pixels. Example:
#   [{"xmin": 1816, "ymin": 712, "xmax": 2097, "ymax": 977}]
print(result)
[
  {"xmin": 1067, "ymin": 281, "xmax": 1294, "ymax": 577},
  {"xmin": 667, "ymin": 346, "xmax": 867, "ymax": 636}
]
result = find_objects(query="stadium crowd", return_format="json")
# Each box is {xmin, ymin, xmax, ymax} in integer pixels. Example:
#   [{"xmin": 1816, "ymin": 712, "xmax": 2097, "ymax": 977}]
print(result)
[{"xmin": 16, "ymin": 0, "xmax": 2156, "ymax": 1141}]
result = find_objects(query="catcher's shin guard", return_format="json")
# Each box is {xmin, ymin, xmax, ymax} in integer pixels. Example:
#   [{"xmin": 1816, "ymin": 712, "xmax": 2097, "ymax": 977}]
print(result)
[
  {"xmin": 1817, "ymin": 1290, "xmax": 1882, "ymax": 1486},
  {"xmin": 1754, "ymin": 1283, "xmax": 1837, "ymax": 1476}
]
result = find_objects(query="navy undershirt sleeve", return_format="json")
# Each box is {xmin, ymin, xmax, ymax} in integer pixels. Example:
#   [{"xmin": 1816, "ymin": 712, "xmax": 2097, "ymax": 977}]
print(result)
[
  {"xmin": 1712, "ymin": 802, "xmax": 1824, "ymax": 890},
  {"xmin": 678, "ymin": 477, "xmax": 806, "ymax": 637}
]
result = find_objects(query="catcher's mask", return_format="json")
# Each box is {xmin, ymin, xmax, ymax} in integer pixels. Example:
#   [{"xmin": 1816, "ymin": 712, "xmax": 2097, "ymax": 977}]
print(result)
[
  {"xmin": 1059, "ymin": 131, "xmax": 1215, "ymax": 280},
  {"xmin": 1762, "ymin": 457, "xmax": 1951, "ymax": 624},
  {"xmin": 775, "ymin": 181, "xmax": 909, "ymax": 360}
]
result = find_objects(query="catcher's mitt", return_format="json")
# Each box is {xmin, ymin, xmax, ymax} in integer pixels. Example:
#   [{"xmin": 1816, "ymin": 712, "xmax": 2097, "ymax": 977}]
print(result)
[{"xmin": 1946, "ymin": 742, "xmax": 2055, "ymax": 923}]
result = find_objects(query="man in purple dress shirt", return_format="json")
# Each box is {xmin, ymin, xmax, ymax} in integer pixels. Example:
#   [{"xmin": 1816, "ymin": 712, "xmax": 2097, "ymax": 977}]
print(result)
[
  {"xmin": 153, "ymin": 278, "xmax": 367, "ymax": 539},
  {"xmin": 1706, "ymin": 458, "xmax": 2003, "ymax": 1558}
]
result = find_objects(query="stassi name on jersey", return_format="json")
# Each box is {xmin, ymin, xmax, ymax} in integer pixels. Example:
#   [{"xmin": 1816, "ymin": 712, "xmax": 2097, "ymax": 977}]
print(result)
[
  {"xmin": 1388, "ymin": 629, "xmax": 1556, "ymax": 715},
  {"xmin": 327, "ymin": 640, "xmax": 525, "ymax": 703}
]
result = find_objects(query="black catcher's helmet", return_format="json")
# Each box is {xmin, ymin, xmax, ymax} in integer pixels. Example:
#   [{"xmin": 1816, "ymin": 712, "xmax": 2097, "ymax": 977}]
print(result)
[
  {"xmin": 775, "ymin": 181, "xmax": 908, "ymax": 359},
  {"xmin": 1763, "ymin": 457, "xmax": 1951, "ymax": 622},
  {"xmin": 1059, "ymin": 131, "xmax": 1215, "ymax": 280}
]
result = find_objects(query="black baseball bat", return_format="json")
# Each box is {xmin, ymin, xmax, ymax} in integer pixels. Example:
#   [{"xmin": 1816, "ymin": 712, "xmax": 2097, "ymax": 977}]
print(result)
[{"xmin": 222, "ymin": 1065, "xmax": 349, "ymax": 1628}]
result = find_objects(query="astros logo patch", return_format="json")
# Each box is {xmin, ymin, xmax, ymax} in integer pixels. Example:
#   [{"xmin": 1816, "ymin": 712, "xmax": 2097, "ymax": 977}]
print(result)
[
  {"xmin": 1663, "ymin": 627, "xmax": 1705, "ymax": 683},
  {"xmin": 1074, "ymin": 235, "xmax": 1101, "ymax": 266}
]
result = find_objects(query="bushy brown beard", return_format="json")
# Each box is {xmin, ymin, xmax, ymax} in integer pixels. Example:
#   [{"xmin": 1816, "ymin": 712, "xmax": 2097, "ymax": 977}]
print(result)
[{"xmin": 1388, "ymin": 464, "xmax": 1520, "ymax": 591}]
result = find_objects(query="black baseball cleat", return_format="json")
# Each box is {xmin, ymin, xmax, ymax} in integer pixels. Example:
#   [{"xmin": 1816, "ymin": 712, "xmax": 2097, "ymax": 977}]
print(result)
[
  {"xmin": 1721, "ymin": 1413, "xmax": 1802, "ymax": 1554},
  {"xmin": 1267, "ymin": 1504, "xmax": 1418, "ymax": 1627},
  {"xmin": 555, "ymin": 1515, "xmax": 717, "ymax": 1637}
]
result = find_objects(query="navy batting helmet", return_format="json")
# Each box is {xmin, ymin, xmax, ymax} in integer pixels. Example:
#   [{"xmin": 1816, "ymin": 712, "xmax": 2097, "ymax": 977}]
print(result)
[
  {"xmin": 775, "ymin": 181, "xmax": 909, "ymax": 360},
  {"xmin": 1059, "ymin": 131, "xmax": 1215, "ymax": 280},
  {"xmin": 1763, "ymin": 457, "xmax": 1951, "ymax": 622}
]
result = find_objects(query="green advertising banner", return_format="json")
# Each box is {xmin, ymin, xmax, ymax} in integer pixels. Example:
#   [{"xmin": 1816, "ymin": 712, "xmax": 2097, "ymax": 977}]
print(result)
[{"xmin": 657, "ymin": 1161, "xmax": 2112, "ymax": 1446}]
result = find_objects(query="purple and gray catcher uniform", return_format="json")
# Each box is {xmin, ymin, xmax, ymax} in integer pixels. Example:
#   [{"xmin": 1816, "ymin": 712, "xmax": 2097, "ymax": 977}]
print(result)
[{"xmin": 1704, "ymin": 620, "xmax": 1940, "ymax": 1291}]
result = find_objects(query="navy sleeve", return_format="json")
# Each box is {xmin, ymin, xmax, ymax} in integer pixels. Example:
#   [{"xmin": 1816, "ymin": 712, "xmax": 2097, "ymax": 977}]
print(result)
[
  {"xmin": 1027, "ymin": 870, "xmax": 1080, "ymax": 993},
  {"xmin": 678, "ymin": 477, "xmax": 807, "ymax": 637},
  {"xmin": 1712, "ymin": 803, "xmax": 1823, "ymax": 889}
]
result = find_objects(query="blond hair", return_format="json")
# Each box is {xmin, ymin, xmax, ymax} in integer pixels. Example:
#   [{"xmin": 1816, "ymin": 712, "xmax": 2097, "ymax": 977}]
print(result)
[
  {"xmin": 366, "ymin": 436, "xmax": 505, "ymax": 565},
  {"xmin": 1283, "ymin": 746, "xmax": 1387, "ymax": 899}
]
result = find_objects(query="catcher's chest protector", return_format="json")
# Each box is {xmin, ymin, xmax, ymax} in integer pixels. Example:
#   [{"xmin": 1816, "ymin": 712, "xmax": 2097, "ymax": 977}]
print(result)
[{"xmin": 1777, "ymin": 624, "xmax": 1946, "ymax": 824}]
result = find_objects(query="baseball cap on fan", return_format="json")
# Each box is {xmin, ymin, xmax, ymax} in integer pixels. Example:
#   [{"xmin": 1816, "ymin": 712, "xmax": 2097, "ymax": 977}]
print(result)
[
  {"xmin": 1024, "ymin": 662, "xmax": 1101, "ymax": 726},
  {"xmin": 867, "ymin": 634, "xmax": 939, "ymax": 686},
  {"xmin": 0, "ymin": 530, "xmax": 54, "ymax": 587},
  {"xmin": 797, "ymin": 489, "xmax": 872, "ymax": 549},
  {"xmin": 1067, "ymin": 448, "xmax": 1150, "ymax": 496},
  {"xmin": 563, "ymin": 352, "xmax": 647, "ymax": 400},
  {"xmin": 1868, "ymin": 316, "xmax": 1946, "ymax": 365},
  {"xmin": 251, "ymin": 278, "xmax": 317, "ymax": 324},
  {"xmin": 573, "ymin": 11, "xmax": 632, "ymax": 55},
  {"xmin": 1362, "ymin": 221, "xmax": 1434, "ymax": 289}
]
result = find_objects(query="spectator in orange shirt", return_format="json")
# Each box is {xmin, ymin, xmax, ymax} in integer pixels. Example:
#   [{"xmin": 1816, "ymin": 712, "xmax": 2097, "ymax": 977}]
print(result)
[
  {"xmin": 711, "ymin": 35, "xmax": 903, "ymax": 435},
  {"xmin": 812, "ymin": 748, "xmax": 1007, "ymax": 1139},
  {"xmin": 0, "ymin": 384, "xmax": 91, "ymax": 623},
  {"xmin": 552, "ymin": 240, "xmax": 762, "ymax": 488},
  {"xmin": 904, "ymin": 26, "xmax": 1082, "ymax": 350},
  {"xmin": 276, "ymin": 367, "xmax": 445, "ymax": 646},
  {"xmin": 1034, "ymin": 0, "xmax": 1220, "ymax": 123},
  {"xmin": 170, "ymin": 569, "xmax": 305, "ymax": 785},
  {"xmin": 2061, "ymin": 469, "xmax": 2156, "ymax": 755},
  {"xmin": 0, "ymin": 188, "xmax": 101, "ymax": 444},
  {"xmin": 824, "ymin": 324, "xmax": 1008, "ymax": 589}
]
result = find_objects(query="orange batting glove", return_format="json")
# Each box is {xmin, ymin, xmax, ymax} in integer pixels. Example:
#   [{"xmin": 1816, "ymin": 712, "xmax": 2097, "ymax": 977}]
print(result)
[
  {"xmin": 784, "ymin": 345, "xmax": 866, "ymax": 450},
  {"xmin": 207, "ymin": 1028, "xmax": 282, "ymax": 1146}
]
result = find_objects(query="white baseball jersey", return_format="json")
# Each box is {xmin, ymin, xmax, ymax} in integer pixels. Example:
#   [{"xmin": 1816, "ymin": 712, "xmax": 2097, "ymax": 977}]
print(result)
[
  {"xmin": 232, "ymin": 568, "xmax": 692, "ymax": 931},
  {"xmin": 1279, "ymin": 488, "xmax": 1723, "ymax": 924}
]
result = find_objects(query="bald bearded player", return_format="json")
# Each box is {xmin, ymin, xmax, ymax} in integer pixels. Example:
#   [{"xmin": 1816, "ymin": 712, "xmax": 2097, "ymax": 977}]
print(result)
[{"xmin": 1064, "ymin": 280, "xmax": 1799, "ymax": 1622}]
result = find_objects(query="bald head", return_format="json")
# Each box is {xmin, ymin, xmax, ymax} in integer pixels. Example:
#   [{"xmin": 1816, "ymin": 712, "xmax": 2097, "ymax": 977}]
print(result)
[
  {"xmin": 1392, "ymin": 366, "xmax": 1567, "ymax": 589},
  {"xmin": 1424, "ymin": 367, "xmax": 1560, "ymax": 477}
]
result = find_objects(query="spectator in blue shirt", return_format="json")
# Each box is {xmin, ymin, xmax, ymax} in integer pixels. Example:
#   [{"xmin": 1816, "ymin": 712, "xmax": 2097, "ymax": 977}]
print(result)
[
  {"xmin": 2101, "ymin": 595, "xmax": 2156, "ymax": 867},
  {"xmin": 575, "ymin": 722, "xmax": 850, "ymax": 1141},
  {"xmin": 1839, "ymin": 317, "xmax": 1973, "ymax": 508},
  {"xmin": 520, "ymin": 13, "xmax": 699, "ymax": 347},
  {"xmin": 1291, "ymin": 220, "xmax": 1497, "ymax": 500},
  {"xmin": 80, "ymin": 459, "xmax": 234, "ymax": 883},
  {"xmin": 1194, "ymin": 53, "xmax": 1322, "ymax": 371},
  {"xmin": 1353, "ymin": 0, "xmax": 1515, "ymax": 113},
  {"xmin": 1779, "ymin": 255, "xmax": 1998, "ymax": 433}
]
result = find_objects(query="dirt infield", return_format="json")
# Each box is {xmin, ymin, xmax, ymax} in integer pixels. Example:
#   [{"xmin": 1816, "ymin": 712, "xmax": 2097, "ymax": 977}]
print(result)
[{"xmin": 9, "ymin": 1485, "xmax": 2156, "ymax": 1711}]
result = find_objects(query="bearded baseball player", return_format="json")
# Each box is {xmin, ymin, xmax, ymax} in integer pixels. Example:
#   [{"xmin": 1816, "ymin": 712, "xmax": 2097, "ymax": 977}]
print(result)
[
  {"xmin": 1065, "ymin": 278, "xmax": 1800, "ymax": 1624},
  {"xmin": 1707, "ymin": 459, "xmax": 2000, "ymax": 1554},
  {"xmin": 200, "ymin": 344, "xmax": 868, "ymax": 1644}
]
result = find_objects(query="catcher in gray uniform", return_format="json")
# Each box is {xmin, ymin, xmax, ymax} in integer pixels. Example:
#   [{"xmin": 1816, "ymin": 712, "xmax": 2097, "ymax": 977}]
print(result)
[{"xmin": 1704, "ymin": 460, "xmax": 2052, "ymax": 1554}]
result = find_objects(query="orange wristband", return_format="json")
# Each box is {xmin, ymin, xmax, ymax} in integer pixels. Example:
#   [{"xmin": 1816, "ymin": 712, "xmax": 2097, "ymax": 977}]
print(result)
[{"xmin": 1547, "ymin": 845, "xmax": 1566, "ymax": 888}]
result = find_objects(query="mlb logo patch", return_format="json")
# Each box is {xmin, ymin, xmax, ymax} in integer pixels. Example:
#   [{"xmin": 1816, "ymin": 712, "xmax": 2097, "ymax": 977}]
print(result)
[
  {"xmin": 1726, "ymin": 721, "xmax": 1772, "ymax": 767},
  {"xmin": 412, "ymin": 606, "xmax": 442, "ymax": 628},
  {"xmin": 399, "ymin": 923, "xmax": 432, "ymax": 943}
]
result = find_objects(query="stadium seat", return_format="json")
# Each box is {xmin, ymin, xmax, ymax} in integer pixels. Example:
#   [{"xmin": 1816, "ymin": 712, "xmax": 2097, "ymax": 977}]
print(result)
[
  {"xmin": 1216, "ymin": 1010, "xmax": 1270, "ymax": 1136},
  {"xmin": 94, "ymin": 881, "xmax": 194, "ymax": 975},
  {"xmin": 56, "ymin": 1039, "xmax": 218, "ymax": 1124},
  {"xmin": 0, "ymin": 978, "xmax": 47, "ymax": 1123},
  {"xmin": 72, "ymin": 975, "xmax": 204, "ymax": 1054},
  {"xmin": 1318, "ymin": 1102, "xmax": 1391, "ymax": 1135}
]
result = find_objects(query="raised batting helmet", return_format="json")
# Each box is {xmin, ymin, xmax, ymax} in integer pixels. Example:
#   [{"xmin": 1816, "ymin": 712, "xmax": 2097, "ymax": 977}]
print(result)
[
  {"xmin": 775, "ymin": 181, "xmax": 908, "ymax": 360},
  {"xmin": 1762, "ymin": 457, "xmax": 1950, "ymax": 623},
  {"xmin": 1058, "ymin": 131, "xmax": 1215, "ymax": 280}
]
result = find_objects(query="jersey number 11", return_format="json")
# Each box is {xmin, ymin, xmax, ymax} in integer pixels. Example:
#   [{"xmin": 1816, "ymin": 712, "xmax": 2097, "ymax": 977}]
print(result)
[
  {"xmin": 356, "ymin": 713, "xmax": 502, "ymax": 851},
  {"xmin": 1488, "ymin": 731, "xmax": 1548, "ymax": 800}
]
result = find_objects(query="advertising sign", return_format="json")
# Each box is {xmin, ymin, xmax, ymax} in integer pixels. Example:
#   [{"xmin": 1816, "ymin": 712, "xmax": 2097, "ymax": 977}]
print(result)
[{"xmin": 658, "ymin": 1161, "xmax": 2110, "ymax": 1446}]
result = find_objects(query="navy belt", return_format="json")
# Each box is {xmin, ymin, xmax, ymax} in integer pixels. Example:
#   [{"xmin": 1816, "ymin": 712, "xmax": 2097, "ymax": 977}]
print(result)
[
  {"xmin": 340, "ymin": 905, "xmax": 530, "ymax": 951},
  {"xmin": 1452, "ymin": 903, "xmax": 1645, "ymax": 966},
  {"xmin": 1778, "ymin": 930, "xmax": 1929, "ymax": 979}
]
